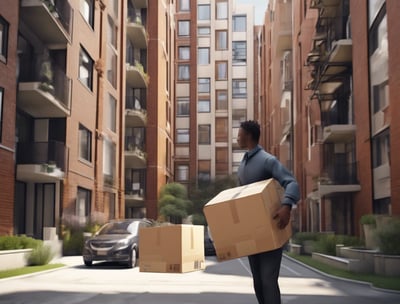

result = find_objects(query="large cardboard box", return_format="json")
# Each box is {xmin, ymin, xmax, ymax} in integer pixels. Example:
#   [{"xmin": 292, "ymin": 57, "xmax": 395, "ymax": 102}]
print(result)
[
  {"xmin": 204, "ymin": 179, "xmax": 292, "ymax": 261},
  {"xmin": 139, "ymin": 224, "xmax": 205, "ymax": 273}
]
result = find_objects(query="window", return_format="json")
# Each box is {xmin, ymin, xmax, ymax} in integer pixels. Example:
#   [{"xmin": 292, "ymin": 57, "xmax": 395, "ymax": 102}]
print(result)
[
  {"xmin": 198, "ymin": 48, "xmax": 210, "ymax": 65},
  {"xmin": 126, "ymin": 127, "xmax": 145, "ymax": 150},
  {"xmin": 233, "ymin": 41, "xmax": 247, "ymax": 65},
  {"xmin": 215, "ymin": 117, "xmax": 228, "ymax": 142},
  {"xmin": 232, "ymin": 109, "xmax": 247, "ymax": 127},
  {"xmin": 80, "ymin": 0, "xmax": 94, "ymax": 28},
  {"xmin": 179, "ymin": 0, "xmax": 190, "ymax": 11},
  {"xmin": 198, "ymin": 27, "xmax": 211, "ymax": 36},
  {"xmin": 216, "ymin": 90, "xmax": 228, "ymax": 110},
  {"xmin": 79, "ymin": 124, "xmax": 92, "ymax": 162},
  {"xmin": 198, "ymin": 160, "xmax": 211, "ymax": 182},
  {"xmin": 198, "ymin": 78, "xmax": 210, "ymax": 93},
  {"xmin": 232, "ymin": 79, "xmax": 247, "ymax": 98},
  {"xmin": 198, "ymin": 99, "xmax": 210, "ymax": 113},
  {"xmin": 198, "ymin": 5, "xmax": 211, "ymax": 20},
  {"xmin": 0, "ymin": 16, "xmax": 9, "ymax": 61},
  {"xmin": 216, "ymin": 1, "xmax": 228, "ymax": 20},
  {"xmin": 216, "ymin": 147, "xmax": 229, "ymax": 173},
  {"xmin": 103, "ymin": 139, "xmax": 116, "ymax": 184},
  {"xmin": 372, "ymin": 129, "xmax": 390, "ymax": 168},
  {"xmin": 106, "ymin": 94, "xmax": 116, "ymax": 132},
  {"xmin": 177, "ymin": 97, "xmax": 190, "ymax": 116},
  {"xmin": 372, "ymin": 81, "xmax": 389, "ymax": 113},
  {"xmin": 106, "ymin": 46, "xmax": 117, "ymax": 87},
  {"xmin": 216, "ymin": 30, "xmax": 228, "ymax": 50},
  {"xmin": 79, "ymin": 47, "xmax": 94, "ymax": 90},
  {"xmin": 178, "ymin": 46, "xmax": 190, "ymax": 60},
  {"xmin": 176, "ymin": 129, "xmax": 189, "ymax": 144},
  {"xmin": 0, "ymin": 88, "xmax": 3, "ymax": 141},
  {"xmin": 233, "ymin": 15, "xmax": 246, "ymax": 32},
  {"xmin": 216, "ymin": 61, "xmax": 228, "ymax": 80},
  {"xmin": 176, "ymin": 165, "xmax": 189, "ymax": 181},
  {"xmin": 107, "ymin": 16, "xmax": 117, "ymax": 48},
  {"xmin": 198, "ymin": 125, "xmax": 211, "ymax": 145},
  {"xmin": 77, "ymin": 187, "xmax": 91, "ymax": 223},
  {"xmin": 110, "ymin": 0, "xmax": 118, "ymax": 19},
  {"xmin": 178, "ymin": 20, "xmax": 190, "ymax": 36},
  {"xmin": 178, "ymin": 64, "xmax": 190, "ymax": 81},
  {"xmin": 108, "ymin": 192, "xmax": 116, "ymax": 219}
]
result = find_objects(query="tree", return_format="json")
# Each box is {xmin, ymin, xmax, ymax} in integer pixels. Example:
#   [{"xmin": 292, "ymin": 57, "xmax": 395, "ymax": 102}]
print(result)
[
  {"xmin": 158, "ymin": 183, "xmax": 192, "ymax": 224},
  {"xmin": 188, "ymin": 175, "xmax": 237, "ymax": 225}
]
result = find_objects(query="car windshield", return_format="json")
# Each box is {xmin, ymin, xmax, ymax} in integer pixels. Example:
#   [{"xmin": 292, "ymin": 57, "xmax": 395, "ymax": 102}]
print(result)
[{"xmin": 98, "ymin": 221, "xmax": 140, "ymax": 235}]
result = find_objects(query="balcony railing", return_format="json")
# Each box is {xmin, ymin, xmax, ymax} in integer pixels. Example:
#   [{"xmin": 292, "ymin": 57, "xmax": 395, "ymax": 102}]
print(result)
[
  {"xmin": 19, "ymin": 63, "xmax": 71, "ymax": 110},
  {"xmin": 17, "ymin": 141, "xmax": 67, "ymax": 171},
  {"xmin": 126, "ymin": 95, "xmax": 146, "ymax": 111},
  {"xmin": 321, "ymin": 162, "xmax": 358, "ymax": 185},
  {"xmin": 20, "ymin": 0, "xmax": 72, "ymax": 44}
]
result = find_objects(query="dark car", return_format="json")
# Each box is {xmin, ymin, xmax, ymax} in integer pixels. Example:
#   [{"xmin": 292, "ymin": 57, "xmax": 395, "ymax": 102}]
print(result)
[
  {"xmin": 83, "ymin": 219, "xmax": 152, "ymax": 268},
  {"xmin": 204, "ymin": 226, "xmax": 216, "ymax": 256}
]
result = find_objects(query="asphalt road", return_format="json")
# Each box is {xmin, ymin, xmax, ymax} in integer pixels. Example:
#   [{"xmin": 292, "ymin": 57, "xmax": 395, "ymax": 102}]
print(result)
[{"xmin": 0, "ymin": 255, "xmax": 399, "ymax": 304}]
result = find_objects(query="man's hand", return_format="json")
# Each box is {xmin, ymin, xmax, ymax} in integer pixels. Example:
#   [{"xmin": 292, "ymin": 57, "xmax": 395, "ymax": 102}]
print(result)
[{"xmin": 273, "ymin": 205, "xmax": 292, "ymax": 230}]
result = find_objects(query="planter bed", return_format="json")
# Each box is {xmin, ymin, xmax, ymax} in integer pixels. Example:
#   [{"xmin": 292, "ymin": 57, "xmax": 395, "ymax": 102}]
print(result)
[{"xmin": 0, "ymin": 249, "xmax": 32, "ymax": 271}]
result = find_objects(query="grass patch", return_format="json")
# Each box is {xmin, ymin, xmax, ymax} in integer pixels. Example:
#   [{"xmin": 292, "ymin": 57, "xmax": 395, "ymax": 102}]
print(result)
[
  {"xmin": 286, "ymin": 252, "xmax": 400, "ymax": 291},
  {"xmin": 0, "ymin": 264, "xmax": 64, "ymax": 279}
]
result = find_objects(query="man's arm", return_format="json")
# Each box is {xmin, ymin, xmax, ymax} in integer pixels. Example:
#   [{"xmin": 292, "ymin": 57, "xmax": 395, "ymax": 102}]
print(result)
[{"xmin": 265, "ymin": 156, "xmax": 300, "ymax": 229}]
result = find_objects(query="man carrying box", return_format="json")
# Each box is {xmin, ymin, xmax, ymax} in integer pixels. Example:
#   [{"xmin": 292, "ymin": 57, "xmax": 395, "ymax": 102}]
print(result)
[{"xmin": 237, "ymin": 120, "xmax": 300, "ymax": 304}]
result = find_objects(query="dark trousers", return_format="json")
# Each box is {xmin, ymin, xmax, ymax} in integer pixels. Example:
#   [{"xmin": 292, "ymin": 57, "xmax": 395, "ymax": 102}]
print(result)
[{"xmin": 248, "ymin": 247, "xmax": 283, "ymax": 304}]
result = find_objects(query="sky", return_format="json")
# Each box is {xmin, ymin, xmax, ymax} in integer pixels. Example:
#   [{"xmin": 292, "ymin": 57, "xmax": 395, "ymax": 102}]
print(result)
[{"xmin": 235, "ymin": 0, "xmax": 269, "ymax": 25}]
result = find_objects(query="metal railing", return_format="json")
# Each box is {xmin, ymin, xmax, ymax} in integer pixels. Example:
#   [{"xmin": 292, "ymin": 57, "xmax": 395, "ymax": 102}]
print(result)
[
  {"xmin": 321, "ymin": 162, "xmax": 358, "ymax": 185},
  {"xmin": 19, "ymin": 63, "xmax": 71, "ymax": 110},
  {"xmin": 42, "ymin": 0, "xmax": 72, "ymax": 36},
  {"xmin": 126, "ymin": 95, "xmax": 146, "ymax": 111},
  {"xmin": 17, "ymin": 141, "xmax": 67, "ymax": 171}
]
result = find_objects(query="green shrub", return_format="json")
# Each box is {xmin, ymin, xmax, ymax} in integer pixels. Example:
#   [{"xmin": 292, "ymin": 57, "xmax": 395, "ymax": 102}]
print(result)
[
  {"xmin": 360, "ymin": 214, "xmax": 376, "ymax": 226},
  {"xmin": 313, "ymin": 234, "xmax": 337, "ymax": 256},
  {"xmin": 291, "ymin": 232, "xmax": 321, "ymax": 246},
  {"xmin": 0, "ymin": 235, "xmax": 42, "ymax": 251},
  {"xmin": 376, "ymin": 218, "xmax": 400, "ymax": 255},
  {"xmin": 27, "ymin": 245, "xmax": 54, "ymax": 266},
  {"xmin": 63, "ymin": 231, "xmax": 84, "ymax": 256},
  {"xmin": 191, "ymin": 213, "xmax": 207, "ymax": 226}
]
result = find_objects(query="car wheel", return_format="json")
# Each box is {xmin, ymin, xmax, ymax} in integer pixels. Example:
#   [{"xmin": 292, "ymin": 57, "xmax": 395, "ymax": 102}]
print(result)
[
  {"xmin": 127, "ymin": 248, "xmax": 137, "ymax": 268},
  {"xmin": 84, "ymin": 259, "xmax": 93, "ymax": 267}
]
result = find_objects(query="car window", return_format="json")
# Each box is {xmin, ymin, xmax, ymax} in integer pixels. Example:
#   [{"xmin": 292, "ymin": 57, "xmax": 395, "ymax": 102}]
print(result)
[
  {"xmin": 126, "ymin": 221, "xmax": 140, "ymax": 235},
  {"xmin": 98, "ymin": 222, "xmax": 132, "ymax": 235}
]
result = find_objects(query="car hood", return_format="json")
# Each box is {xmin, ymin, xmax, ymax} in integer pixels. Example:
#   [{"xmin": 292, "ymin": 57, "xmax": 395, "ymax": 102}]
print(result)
[{"xmin": 88, "ymin": 234, "xmax": 134, "ymax": 242}]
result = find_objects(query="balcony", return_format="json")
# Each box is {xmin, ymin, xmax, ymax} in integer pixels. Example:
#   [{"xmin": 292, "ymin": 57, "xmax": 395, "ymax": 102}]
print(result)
[
  {"xmin": 18, "ymin": 65, "xmax": 71, "ymax": 118},
  {"xmin": 125, "ymin": 140, "xmax": 146, "ymax": 168},
  {"xmin": 320, "ymin": 39, "xmax": 352, "ymax": 82},
  {"xmin": 126, "ymin": 61, "xmax": 148, "ymax": 89},
  {"xmin": 318, "ymin": 162, "xmax": 360, "ymax": 197},
  {"xmin": 16, "ymin": 141, "xmax": 67, "ymax": 182},
  {"xmin": 125, "ymin": 184, "xmax": 145, "ymax": 207},
  {"xmin": 127, "ymin": 16, "xmax": 148, "ymax": 49},
  {"xmin": 20, "ymin": 0, "xmax": 72, "ymax": 45},
  {"xmin": 274, "ymin": 2, "xmax": 292, "ymax": 54},
  {"xmin": 125, "ymin": 95, "xmax": 147, "ymax": 127},
  {"xmin": 322, "ymin": 124, "xmax": 356, "ymax": 143},
  {"xmin": 130, "ymin": 0, "xmax": 148, "ymax": 9}
]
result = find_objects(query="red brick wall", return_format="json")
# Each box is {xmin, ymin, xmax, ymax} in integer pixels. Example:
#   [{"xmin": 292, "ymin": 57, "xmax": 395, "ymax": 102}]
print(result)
[
  {"xmin": 387, "ymin": 0, "xmax": 400, "ymax": 215},
  {"xmin": 0, "ymin": 0, "xmax": 18, "ymax": 235},
  {"xmin": 350, "ymin": 0, "xmax": 373, "ymax": 234}
]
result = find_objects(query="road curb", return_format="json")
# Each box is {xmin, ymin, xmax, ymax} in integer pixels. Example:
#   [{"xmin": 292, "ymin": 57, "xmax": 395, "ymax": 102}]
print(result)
[{"xmin": 283, "ymin": 253, "xmax": 400, "ymax": 295}]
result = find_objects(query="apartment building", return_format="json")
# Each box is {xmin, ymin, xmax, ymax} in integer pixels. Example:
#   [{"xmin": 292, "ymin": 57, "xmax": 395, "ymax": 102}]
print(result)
[
  {"xmin": 0, "ymin": 1, "xmax": 18, "ymax": 235},
  {"xmin": 14, "ymin": 0, "xmax": 125, "ymax": 239},
  {"xmin": 124, "ymin": 0, "xmax": 175, "ymax": 220},
  {"xmin": 258, "ymin": 0, "xmax": 400, "ymax": 235},
  {"xmin": 174, "ymin": 0, "xmax": 254, "ymax": 186}
]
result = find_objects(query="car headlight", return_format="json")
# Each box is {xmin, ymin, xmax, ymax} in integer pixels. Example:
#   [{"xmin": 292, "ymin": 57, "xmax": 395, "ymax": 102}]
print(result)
[{"xmin": 116, "ymin": 239, "xmax": 130, "ymax": 249}]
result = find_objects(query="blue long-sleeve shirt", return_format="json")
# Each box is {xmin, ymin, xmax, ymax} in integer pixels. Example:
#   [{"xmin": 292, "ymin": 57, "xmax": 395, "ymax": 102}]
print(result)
[{"xmin": 237, "ymin": 145, "xmax": 300, "ymax": 207}]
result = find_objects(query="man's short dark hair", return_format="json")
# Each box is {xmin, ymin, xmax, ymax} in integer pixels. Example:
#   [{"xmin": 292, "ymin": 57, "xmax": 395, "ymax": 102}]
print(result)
[{"xmin": 240, "ymin": 120, "xmax": 260, "ymax": 143}]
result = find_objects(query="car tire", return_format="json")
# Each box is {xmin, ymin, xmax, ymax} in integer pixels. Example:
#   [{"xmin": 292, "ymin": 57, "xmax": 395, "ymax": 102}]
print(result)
[
  {"xmin": 84, "ymin": 259, "xmax": 93, "ymax": 267},
  {"xmin": 127, "ymin": 248, "xmax": 137, "ymax": 268}
]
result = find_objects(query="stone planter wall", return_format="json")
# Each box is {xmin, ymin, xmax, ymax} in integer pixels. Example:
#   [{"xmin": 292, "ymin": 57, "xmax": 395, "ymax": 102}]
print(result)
[
  {"xmin": 374, "ymin": 254, "xmax": 400, "ymax": 277},
  {"xmin": 0, "ymin": 249, "xmax": 32, "ymax": 271},
  {"xmin": 338, "ymin": 247, "xmax": 378, "ymax": 273}
]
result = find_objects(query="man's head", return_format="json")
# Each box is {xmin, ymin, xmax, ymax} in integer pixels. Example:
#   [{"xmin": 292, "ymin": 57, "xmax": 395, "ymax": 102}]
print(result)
[{"xmin": 237, "ymin": 120, "xmax": 261, "ymax": 149}]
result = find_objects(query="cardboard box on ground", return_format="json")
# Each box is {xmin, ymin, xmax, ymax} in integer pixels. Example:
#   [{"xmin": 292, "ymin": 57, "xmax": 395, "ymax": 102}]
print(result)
[
  {"xmin": 204, "ymin": 179, "xmax": 292, "ymax": 261},
  {"xmin": 139, "ymin": 224, "xmax": 205, "ymax": 273}
]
